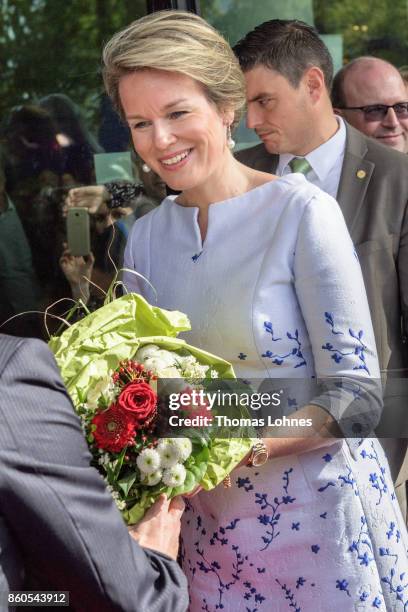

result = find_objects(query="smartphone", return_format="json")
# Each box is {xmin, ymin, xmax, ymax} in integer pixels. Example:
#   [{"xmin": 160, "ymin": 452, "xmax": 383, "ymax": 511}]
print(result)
[{"xmin": 66, "ymin": 208, "xmax": 90, "ymax": 256}]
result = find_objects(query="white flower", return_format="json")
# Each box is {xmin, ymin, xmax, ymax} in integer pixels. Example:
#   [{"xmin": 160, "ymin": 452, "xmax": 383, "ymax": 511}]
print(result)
[
  {"xmin": 162, "ymin": 463, "xmax": 187, "ymax": 487},
  {"xmin": 157, "ymin": 440, "xmax": 181, "ymax": 468},
  {"xmin": 171, "ymin": 438, "xmax": 193, "ymax": 462},
  {"xmin": 142, "ymin": 470, "xmax": 163, "ymax": 487},
  {"xmin": 159, "ymin": 366, "xmax": 181, "ymax": 378},
  {"xmin": 135, "ymin": 344, "xmax": 161, "ymax": 361},
  {"xmin": 143, "ymin": 354, "xmax": 177, "ymax": 374},
  {"xmin": 86, "ymin": 375, "xmax": 116, "ymax": 409},
  {"xmin": 178, "ymin": 356, "xmax": 209, "ymax": 379},
  {"xmin": 136, "ymin": 448, "xmax": 161, "ymax": 475},
  {"xmin": 97, "ymin": 453, "xmax": 111, "ymax": 466},
  {"xmin": 137, "ymin": 345, "xmax": 180, "ymax": 372},
  {"xmin": 115, "ymin": 498, "xmax": 126, "ymax": 511}
]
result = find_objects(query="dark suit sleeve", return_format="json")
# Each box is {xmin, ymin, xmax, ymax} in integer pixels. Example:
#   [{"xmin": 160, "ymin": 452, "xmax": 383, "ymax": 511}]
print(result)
[
  {"xmin": 0, "ymin": 338, "xmax": 188, "ymax": 612},
  {"xmin": 235, "ymin": 143, "xmax": 279, "ymax": 174}
]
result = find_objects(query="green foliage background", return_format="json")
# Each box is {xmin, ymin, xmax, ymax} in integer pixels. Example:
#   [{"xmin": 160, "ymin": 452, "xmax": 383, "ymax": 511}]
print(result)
[
  {"xmin": 1, "ymin": 0, "xmax": 407, "ymax": 131},
  {"xmin": 0, "ymin": 0, "xmax": 146, "ymax": 128}
]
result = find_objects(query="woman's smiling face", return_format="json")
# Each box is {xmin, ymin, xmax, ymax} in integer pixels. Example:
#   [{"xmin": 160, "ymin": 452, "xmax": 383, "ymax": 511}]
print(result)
[{"xmin": 119, "ymin": 69, "xmax": 232, "ymax": 193}]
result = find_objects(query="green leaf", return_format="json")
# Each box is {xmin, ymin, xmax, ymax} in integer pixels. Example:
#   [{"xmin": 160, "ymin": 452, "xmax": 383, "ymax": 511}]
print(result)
[
  {"xmin": 113, "ymin": 447, "xmax": 127, "ymax": 479},
  {"xmin": 117, "ymin": 472, "xmax": 137, "ymax": 497}
]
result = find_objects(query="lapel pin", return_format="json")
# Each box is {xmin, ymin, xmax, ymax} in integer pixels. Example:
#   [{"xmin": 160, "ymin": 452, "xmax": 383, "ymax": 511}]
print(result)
[{"xmin": 357, "ymin": 169, "xmax": 366, "ymax": 179}]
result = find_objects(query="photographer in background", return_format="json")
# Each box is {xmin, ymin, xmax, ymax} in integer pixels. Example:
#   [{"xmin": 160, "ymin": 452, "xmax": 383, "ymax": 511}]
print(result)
[{"xmin": 0, "ymin": 157, "xmax": 41, "ymax": 337}]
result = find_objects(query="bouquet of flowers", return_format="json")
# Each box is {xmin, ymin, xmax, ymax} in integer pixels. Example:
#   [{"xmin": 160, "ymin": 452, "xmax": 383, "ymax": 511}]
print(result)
[{"xmin": 49, "ymin": 292, "xmax": 253, "ymax": 524}]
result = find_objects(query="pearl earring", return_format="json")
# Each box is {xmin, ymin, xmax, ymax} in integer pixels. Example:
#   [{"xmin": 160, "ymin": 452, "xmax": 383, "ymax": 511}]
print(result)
[
  {"xmin": 142, "ymin": 163, "xmax": 151, "ymax": 173},
  {"xmin": 227, "ymin": 124, "xmax": 235, "ymax": 149}
]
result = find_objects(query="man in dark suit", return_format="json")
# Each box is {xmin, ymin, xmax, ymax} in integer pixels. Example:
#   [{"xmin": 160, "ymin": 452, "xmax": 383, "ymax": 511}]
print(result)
[
  {"xmin": 0, "ymin": 333, "xmax": 188, "ymax": 611},
  {"xmin": 233, "ymin": 20, "xmax": 408, "ymax": 520}
]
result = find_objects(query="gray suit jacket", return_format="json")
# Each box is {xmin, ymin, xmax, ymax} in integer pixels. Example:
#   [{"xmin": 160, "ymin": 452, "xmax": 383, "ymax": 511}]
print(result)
[
  {"xmin": 0, "ymin": 334, "xmax": 188, "ymax": 612},
  {"xmin": 237, "ymin": 123, "xmax": 408, "ymax": 494}
]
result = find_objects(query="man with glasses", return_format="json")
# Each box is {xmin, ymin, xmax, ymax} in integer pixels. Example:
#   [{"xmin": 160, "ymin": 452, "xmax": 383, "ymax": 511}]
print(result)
[
  {"xmin": 234, "ymin": 19, "xmax": 408, "ymax": 522},
  {"xmin": 332, "ymin": 57, "xmax": 408, "ymax": 154}
]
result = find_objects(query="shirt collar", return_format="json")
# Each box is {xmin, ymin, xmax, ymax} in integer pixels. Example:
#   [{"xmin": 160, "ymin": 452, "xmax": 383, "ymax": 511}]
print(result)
[{"xmin": 277, "ymin": 116, "xmax": 346, "ymax": 181}]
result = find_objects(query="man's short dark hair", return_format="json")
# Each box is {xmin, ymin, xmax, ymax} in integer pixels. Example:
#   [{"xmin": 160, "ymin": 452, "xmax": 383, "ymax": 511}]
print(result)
[
  {"xmin": 233, "ymin": 19, "xmax": 333, "ymax": 90},
  {"xmin": 331, "ymin": 65, "xmax": 348, "ymax": 108}
]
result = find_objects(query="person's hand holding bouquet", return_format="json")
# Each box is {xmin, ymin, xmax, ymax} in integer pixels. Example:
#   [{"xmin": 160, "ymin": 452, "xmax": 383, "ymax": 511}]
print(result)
[{"xmin": 49, "ymin": 293, "xmax": 254, "ymax": 524}]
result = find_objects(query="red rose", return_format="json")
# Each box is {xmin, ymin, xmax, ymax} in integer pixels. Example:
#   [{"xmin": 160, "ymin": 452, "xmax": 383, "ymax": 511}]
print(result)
[
  {"xmin": 92, "ymin": 404, "xmax": 136, "ymax": 453},
  {"xmin": 117, "ymin": 381, "xmax": 157, "ymax": 428}
]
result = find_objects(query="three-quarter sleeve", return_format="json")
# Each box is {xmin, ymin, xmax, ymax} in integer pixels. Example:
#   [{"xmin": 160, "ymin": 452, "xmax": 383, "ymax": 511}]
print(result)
[{"xmin": 293, "ymin": 193, "xmax": 382, "ymax": 437}]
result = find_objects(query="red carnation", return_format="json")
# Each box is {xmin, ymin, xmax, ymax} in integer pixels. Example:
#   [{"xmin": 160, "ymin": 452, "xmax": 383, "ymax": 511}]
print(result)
[
  {"xmin": 117, "ymin": 381, "xmax": 157, "ymax": 428},
  {"xmin": 92, "ymin": 404, "xmax": 136, "ymax": 453}
]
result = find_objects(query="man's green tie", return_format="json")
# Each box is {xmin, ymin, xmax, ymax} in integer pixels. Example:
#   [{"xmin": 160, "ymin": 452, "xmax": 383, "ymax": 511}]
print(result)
[{"xmin": 289, "ymin": 157, "xmax": 312, "ymax": 175}]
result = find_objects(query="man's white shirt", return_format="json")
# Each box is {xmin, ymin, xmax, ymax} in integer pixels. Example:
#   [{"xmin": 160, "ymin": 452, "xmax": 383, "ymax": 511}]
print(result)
[{"xmin": 276, "ymin": 116, "xmax": 346, "ymax": 199}]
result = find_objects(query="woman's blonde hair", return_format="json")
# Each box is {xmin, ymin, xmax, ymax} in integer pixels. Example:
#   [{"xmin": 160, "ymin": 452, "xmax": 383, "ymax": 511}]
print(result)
[{"xmin": 102, "ymin": 10, "xmax": 246, "ymax": 128}]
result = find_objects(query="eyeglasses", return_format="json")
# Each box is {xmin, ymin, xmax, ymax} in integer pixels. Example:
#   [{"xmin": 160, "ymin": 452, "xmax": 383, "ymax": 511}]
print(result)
[{"xmin": 339, "ymin": 102, "xmax": 408, "ymax": 122}]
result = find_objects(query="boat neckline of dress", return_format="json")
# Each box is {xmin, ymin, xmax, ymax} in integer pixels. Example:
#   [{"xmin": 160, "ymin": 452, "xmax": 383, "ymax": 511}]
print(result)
[{"xmin": 164, "ymin": 172, "xmax": 307, "ymax": 211}]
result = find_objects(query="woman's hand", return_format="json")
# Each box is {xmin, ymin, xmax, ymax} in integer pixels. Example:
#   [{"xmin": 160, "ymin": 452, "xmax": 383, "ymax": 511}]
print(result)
[
  {"xmin": 63, "ymin": 185, "xmax": 110, "ymax": 216},
  {"xmin": 128, "ymin": 494, "xmax": 185, "ymax": 560},
  {"xmin": 59, "ymin": 245, "xmax": 94, "ymax": 301},
  {"xmin": 183, "ymin": 485, "xmax": 203, "ymax": 498}
]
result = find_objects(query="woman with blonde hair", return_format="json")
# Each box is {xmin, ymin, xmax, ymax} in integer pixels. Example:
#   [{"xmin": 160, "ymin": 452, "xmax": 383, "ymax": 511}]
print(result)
[{"xmin": 103, "ymin": 11, "xmax": 408, "ymax": 611}]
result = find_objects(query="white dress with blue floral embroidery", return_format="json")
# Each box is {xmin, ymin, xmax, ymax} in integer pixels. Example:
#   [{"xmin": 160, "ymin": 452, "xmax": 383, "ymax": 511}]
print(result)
[{"xmin": 124, "ymin": 174, "xmax": 408, "ymax": 612}]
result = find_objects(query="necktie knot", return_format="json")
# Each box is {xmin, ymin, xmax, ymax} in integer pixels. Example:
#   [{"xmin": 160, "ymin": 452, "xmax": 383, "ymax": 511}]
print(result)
[{"xmin": 289, "ymin": 157, "xmax": 312, "ymax": 176}]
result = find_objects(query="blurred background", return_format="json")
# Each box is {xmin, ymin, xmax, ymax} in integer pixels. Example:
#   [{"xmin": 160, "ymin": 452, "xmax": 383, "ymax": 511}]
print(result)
[{"xmin": 1, "ymin": 0, "xmax": 407, "ymax": 337}]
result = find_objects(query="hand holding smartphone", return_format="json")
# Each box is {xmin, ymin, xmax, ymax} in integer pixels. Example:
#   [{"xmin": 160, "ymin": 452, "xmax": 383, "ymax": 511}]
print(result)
[{"xmin": 66, "ymin": 207, "xmax": 90, "ymax": 256}]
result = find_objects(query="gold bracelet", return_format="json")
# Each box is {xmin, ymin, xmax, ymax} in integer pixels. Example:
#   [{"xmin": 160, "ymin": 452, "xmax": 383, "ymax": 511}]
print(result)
[{"xmin": 223, "ymin": 475, "xmax": 232, "ymax": 488}]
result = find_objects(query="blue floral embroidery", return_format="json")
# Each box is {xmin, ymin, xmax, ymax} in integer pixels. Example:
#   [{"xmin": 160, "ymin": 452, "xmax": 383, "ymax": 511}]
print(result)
[
  {"xmin": 334, "ymin": 380, "xmax": 363, "ymax": 400},
  {"xmin": 296, "ymin": 577, "xmax": 306, "ymax": 589},
  {"xmin": 262, "ymin": 322, "xmax": 306, "ymax": 368},
  {"xmin": 195, "ymin": 521, "xmax": 248, "ymax": 610},
  {"xmin": 386, "ymin": 521, "xmax": 401, "ymax": 544},
  {"xmin": 238, "ymin": 353, "xmax": 247, "ymax": 360},
  {"xmin": 186, "ymin": 508, "xmax": 268, "ymax": 611},
  {"xmin": 336, "ymin": 579, "xmax": 351, "ymax": 596},
  {"xmin": 348, "ymin": 516, "xmax": 374, "ymax": 567},
  {"xmin": 381, "ymin": 567, "xmax": 408, "ymax": 608},
  {"xmin": 243, "ymin": 581, "xmax": 266, "ymax": 607},
  {"xmin": 325, "ymin": 312, "xmax": 343, "ymax": 335},
  {"xmin": 275, "ymin": 579, "xmax": 302, "ymax": 611},
  {"xmin": 339, "ymin": 466, "xmax": 359, "ymax": 496},
  {"xmin": 317, "ymin": 481, "xmax": 336, "ymax": 493},
  {"xmin": 255, "ymin": 468, "xmax": 296, "ymax": 550},
  {"xmin": 237, "ymin": 477, "xmax": 254, "ymax": 492},
  {"xmin": 263, "ymin": 321, "xmax": 281, "ymax": 341},
  {"xmin": 360, "ymin": 441, "xmax": 388, "ymax": 505},
  {"xmin": 322, "ymin": 315, "xmax": 370, "ymax": 374},
  {"xmin": 379, "ymin": 546, "xmax": 398, "ymax": 566},
  {"xmin": 209, "ymin": 519, "xmax": 240, "ymax": 546},
  {"xmin": 322, "ymin": 453, "xmax": 333, "ymax": 462},
  {"xmin": 318, "ymin": 466, "xmax": 358, "ymax": 496},
  {"xmin": 191, "ymin": 251, "xmax": 203, "ymax": 262},
  {"xmin": 311, "ymin": 545, "xmax": 320, "ymax": 554}
]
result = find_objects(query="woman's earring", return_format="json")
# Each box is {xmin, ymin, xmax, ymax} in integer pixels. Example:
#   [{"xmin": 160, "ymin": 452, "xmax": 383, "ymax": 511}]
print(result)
[
  {"xmin": 227, "ymin": 124, "xmax": 235, "ymax": 149},
  {"xmin": 142, "ymin": 163, "xmax": 151, "ymax": 173}
]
